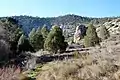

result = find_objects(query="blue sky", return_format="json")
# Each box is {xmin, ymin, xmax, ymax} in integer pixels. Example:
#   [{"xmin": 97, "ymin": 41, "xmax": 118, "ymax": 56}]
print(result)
[{"xmin": 0, "ymin": 0, "xmax": 120, "ymax": 17}]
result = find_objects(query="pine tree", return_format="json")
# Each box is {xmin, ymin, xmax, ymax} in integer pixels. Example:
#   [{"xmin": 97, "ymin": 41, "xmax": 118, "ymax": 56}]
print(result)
[
  {"xmin": 29, "ymin": 28, "xmax": 36, "ymax": 48},
  {"xmin": 99, "ymin": 25, "xmax": 110, "ymax": 40},
  {"xmin": 17, "ymin": 34, "xmax": 27, "ymax": 52},
  {"xmin": 36, "ymin": 27, "xmax": 41, "ymax": 34},
  {"xmin": 41, "ymin": 25, "xmax": 49, "ymax": 39},
  {"xmin": 29, "ymin": 28, "xmax": 36, "ymax": 38},
  {"xmin": 84, "ymin": 24, "xmax": 99, "ymax": 47},
  {"xmin": 44, "ymin": 26, "xmax": 68, "ymax": 54},
  {"xmin": 18, "ymin": 34, "xmax": 34, "ymax": 53},
  {"xmin": 10, "ymin": 27, "xmax": 24, "ymax": 53},
  {"xmin": 29, "ymin": 27, "xmax": 44, "ymax": 51}
]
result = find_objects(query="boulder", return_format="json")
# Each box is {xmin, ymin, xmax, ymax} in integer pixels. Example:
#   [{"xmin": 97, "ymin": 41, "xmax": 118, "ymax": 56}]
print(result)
[{"xmin": 74, "ymin": 25, "xmax": 86, "ymax": 43}]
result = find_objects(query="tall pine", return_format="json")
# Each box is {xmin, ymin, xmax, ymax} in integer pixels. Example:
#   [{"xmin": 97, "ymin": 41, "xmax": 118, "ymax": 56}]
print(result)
[
  {"xmin": 18, "ymin": 34, "xmax": 33, "ymax": 52},
  {"xmin": 29, "ymin": 27, "xmax": 44, "ymax": 51},
  {"xmin": 29, "ymin": 28, "xmax": 36, "ymax": 38},
  {"xmin": 41, "ymin": 25, "xmax": 49, "ymax": 39},
  {"xmin": 84, "ymin": 24, "xmax": 99, "ymax": 47},
  {"xmin": 44, "ymin": 26, "xmax": 68, "ymax": 54},
  {"xmin": 99, "ymin": 25, "xmax": 110, "ymax": 40}
]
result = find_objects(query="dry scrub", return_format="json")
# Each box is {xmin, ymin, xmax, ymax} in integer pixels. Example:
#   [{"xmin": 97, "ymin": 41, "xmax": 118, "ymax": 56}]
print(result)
[
  {"xmin": 0, "ymin": 66, "xmax": 21, "ymax": 80},
  {"xmin": 36, "ymin": 35, "xmax": 120, "ymax": 80}
]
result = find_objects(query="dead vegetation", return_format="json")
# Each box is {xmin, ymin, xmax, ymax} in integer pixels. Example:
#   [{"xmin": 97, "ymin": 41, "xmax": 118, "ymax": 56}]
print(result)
[
  {"xmin": 0, "ymin": 65, "xmax": 21, "ymax": 80},
  {"xmin": 35, "ymin": 35, "xmax": 120, "ymax": 80}
]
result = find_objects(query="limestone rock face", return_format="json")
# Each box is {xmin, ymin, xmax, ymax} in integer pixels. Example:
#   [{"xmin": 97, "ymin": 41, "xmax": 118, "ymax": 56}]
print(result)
[{"xmin": 74, "ymin": 25, "xmax": 86, "ymax": 43}]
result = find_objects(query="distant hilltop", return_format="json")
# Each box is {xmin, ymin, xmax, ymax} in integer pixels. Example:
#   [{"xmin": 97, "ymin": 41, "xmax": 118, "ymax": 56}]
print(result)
[{"xmin": 0, "ymin": 14, "xmax": 120, "ymax": 34}]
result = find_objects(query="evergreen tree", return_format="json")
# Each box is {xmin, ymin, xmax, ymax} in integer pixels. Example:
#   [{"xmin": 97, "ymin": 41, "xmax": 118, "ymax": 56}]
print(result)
[
  {"xmin": 29, "ymin": 28, "xmax": 36, "ymax": 48},
  {"xmin": 10, "ymin": 27, "xmax": 24, "ymax": 53},
  {"xmin": 0, "ymin": 18, "xmax": 24, "ymax": 53},
  {"xmin": 44, "ymin": 26, "xmax": 68, "ymax": 54},
  {"xmin": 18, "ymin": 34, "xmax": 34, "ymax": 53},
  {"xmin": 28, "ymin": 28, "xmax": 36, "ymax": 38},
  {"xmin": 36, "ymin": 27, "xmax": 41, "ymax": 34},
  {"xmin": 84, "ymin": 24, "xmax": 99, "ymax": 47},
  {"xmin": 41, "ymin": 25, "xmax": 49, "ymax": 39},
  {"xmin": 29, "ymin": 27, "xmax": 44, "ymax": 51},
  {"xmin": 99, "ymin": 25, "xmax": 110, "ymax": 40}
]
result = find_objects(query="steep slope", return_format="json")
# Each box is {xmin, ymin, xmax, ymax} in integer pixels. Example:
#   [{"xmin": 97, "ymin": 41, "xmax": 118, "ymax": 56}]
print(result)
[
  {"xmin": 97, "ymin": 18, "xmax": 120, "ymax": 35},
  {"xmin": 104, "ymin": 18, "xmax": 120, "ymax": 34},
  {"xmin": 0, "ymin": 14, "xmax": 118, "ymax": 36}
]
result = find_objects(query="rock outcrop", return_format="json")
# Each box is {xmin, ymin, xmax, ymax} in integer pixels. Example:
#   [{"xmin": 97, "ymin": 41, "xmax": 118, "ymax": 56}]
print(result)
[
  {"xmin": 101, "ymin": 18, "xmax": 120, "ymax": 35},
  {"xmin": 74, "ymin": 25, "xmax": 86, "ymax": 43}
]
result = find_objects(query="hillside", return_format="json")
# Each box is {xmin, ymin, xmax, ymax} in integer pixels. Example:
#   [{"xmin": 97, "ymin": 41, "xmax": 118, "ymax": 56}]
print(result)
[
  {"xmin": 11, "ymin": 15, "xmax": 92, "ymax": 34},
  {"xmin": 0, "ymin": 15, "xmax": 120, "ymax": 80},
  {"xmin": 11, "ymin": 14, "xmax": 117, "ymax": 34},
  {"xmin": 97, "ymin": 18, "xmax": 120, "ymax": 37},
  {"xmin": 20, "ymin": 34, "xmax": 120, "ymax": 80}
]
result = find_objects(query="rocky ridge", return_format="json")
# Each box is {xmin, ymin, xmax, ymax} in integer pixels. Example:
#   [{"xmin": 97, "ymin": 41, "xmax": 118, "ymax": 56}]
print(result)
[{"xmin": 97, "ymin": 18, "xmax": 120, "ymax": 35}]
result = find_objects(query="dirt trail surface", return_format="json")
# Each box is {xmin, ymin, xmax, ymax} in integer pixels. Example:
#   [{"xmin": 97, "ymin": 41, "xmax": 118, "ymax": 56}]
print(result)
[
  {"xmin": 26, "ymin": 34, "xmax": 120, "ymax": 66},
  {"xmin": 26, "ymin": 44, "xmax": 89, "ymax": 64}
]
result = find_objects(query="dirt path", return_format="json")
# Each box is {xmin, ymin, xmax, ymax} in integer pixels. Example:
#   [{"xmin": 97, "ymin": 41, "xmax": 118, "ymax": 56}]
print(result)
[{"xmin": 28, "ymin": 44, "xmax": 89, "ymax": 64}]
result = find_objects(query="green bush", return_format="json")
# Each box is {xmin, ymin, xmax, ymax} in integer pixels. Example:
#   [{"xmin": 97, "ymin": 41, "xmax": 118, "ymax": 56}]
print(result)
[
  {"xmin": 99, "ymin": 26, "xmax": 110, "ymax": 40},
  {"xmin": 41, "ymin": 25, "xmax": 49, "ymax": 39},
  {"xmin": 73, "ymin": 50, "xmax": 79, "ymax": 59},
  {"xmin": 29, "ymin": 27, "xmax": 44, "ymax": 51},
  {"xmin": 17, "ymin": 34, "xmax": 34, "ymax": 53},
  {"xmin": 44, "ymin": 26, "xmax": 68, "ymax": 54},
  {"xmin": 84, "ymin": 24, "xmax": 99, "ymax": 47}
]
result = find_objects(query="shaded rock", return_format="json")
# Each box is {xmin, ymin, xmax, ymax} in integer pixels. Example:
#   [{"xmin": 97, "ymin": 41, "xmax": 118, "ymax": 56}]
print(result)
[
  {"xmin": 74, "ymin": 25, "xmax": 86, "ymax": 43},
  {"xmin": 25, "ymin": 57, "xmax": 37, "ymax": 70}
]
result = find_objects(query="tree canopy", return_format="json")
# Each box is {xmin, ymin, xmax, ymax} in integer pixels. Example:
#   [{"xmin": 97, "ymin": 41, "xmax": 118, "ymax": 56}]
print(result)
[
  {"xmin": 84, "ymin": 24, "xmax": 100, "ymax": 47},
  {"xmin": 44, "ymin": 26, "xmax": 68, "ymax": 54}
]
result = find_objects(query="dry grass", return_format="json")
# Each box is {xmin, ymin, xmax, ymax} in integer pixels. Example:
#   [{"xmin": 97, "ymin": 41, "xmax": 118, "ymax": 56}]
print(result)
[
  {"xmin": 35, "ymin": 35, "xmax": 120, "ymax": 80},
  {"xmin": 0, "ymin": 66, "xmax": 21, "ymax": 80},
  {"xmin": 0, "ymin": 65, "xmax": 32, "ymax": 80}
]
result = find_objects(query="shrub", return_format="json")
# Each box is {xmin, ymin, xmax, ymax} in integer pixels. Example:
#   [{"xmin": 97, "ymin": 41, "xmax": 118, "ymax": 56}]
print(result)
[
  {"xmin": 84, "ymin": 24, "xmax": 99, "ymax": 47},
  {"xmin": 41, "ymin": 25, "xmax": 49, "ymax": 39},
  {"xmin": 17, "ymin": 34, "xmax": 34, "ymax": 53},
  {"xmin": 29, "ymin": 27, "xmax": 44, "ymax": 51},
  {"xmin": 59, "ymin": 42, "xmax": 68, "ymax": 53},
  {"xmin": 99, "ymin": 26, "xmax": 110, "ymax": 40},
  {"xmin": 0, "ymin": 65, "xmax": 21, "ymax": 80},
  {"xmin": 44, "ymin": 26, "xmax": 68, "ymax": 54},
  {"xmin": 73, "ymin": 50, "xmax": 79, "ymax": 59}
]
